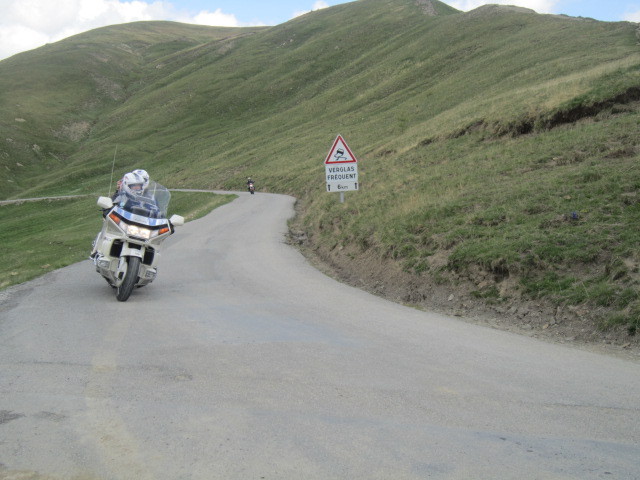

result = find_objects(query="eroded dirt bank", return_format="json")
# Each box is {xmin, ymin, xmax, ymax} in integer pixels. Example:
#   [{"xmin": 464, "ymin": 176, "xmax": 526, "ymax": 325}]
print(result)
[{"xmin": 288, "ymin": 211, "xmax": 640, "ymax": 363}]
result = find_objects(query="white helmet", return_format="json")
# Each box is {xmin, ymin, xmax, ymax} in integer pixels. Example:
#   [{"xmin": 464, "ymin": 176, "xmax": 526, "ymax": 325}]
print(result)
[
  {"xmin": 122, "ymin": 172, "xmax": 145, "ymax": 197},
  {"xmin": 132, "ymin": 169, "xmax": 149, "ymax": 189}
]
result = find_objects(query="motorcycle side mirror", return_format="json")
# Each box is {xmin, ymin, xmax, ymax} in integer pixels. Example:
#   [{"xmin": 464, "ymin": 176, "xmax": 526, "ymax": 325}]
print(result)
[
  {"xmin": 170, "ymin": 214, "xmax": 185, "ymax": 227},
  {"xmin": 97, "ymin": 196, "xmax": 114, "ymax": 209}
]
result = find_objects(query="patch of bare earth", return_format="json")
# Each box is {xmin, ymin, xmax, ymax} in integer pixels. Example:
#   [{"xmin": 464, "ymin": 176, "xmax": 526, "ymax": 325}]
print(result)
[
  {"xmin": 415, "ymin": 0, "xmax": 437, "ymax": 16},
  {"xmin": 54, "ymin": 121, "xmax": 91, "ymax": 142}
]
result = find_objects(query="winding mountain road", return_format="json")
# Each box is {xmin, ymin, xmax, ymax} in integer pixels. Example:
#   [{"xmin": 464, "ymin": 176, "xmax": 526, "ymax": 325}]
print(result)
[{"xmin": 1, "ymin": 192, "xmax": 639, "ymax": 479}]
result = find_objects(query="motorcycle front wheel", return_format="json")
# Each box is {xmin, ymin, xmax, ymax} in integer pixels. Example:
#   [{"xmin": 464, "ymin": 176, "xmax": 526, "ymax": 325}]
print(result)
[{"xmin": 116, "ymin": 256, "xmax": 140, "ymax": 302}]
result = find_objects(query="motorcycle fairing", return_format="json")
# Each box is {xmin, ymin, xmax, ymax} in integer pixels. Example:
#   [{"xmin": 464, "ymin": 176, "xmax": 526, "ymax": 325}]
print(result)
[{"xmin": 112, "ymin": 206, "xmax": 170, "ymax": 227}]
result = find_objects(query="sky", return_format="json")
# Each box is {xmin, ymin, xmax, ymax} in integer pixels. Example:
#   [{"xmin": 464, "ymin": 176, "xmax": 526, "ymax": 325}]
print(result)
[{"xmin": 1, "ymin": 0, "xmax": 639, "ymax": 61}]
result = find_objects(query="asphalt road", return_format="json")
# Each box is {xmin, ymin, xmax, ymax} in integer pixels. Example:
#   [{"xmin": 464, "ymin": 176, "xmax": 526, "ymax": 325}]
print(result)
[{"xmin": 1, "ymin": 191, "xmax": 639, "ymax": 480}]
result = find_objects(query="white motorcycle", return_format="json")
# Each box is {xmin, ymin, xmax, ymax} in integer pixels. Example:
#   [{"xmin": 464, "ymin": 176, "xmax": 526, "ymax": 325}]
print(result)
[{"xmin": 91, "ymin": 181, "xmax": 184, "ymax": 301}]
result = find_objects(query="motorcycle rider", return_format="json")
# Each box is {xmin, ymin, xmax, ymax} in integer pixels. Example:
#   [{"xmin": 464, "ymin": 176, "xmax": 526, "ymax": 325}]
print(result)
[
  {"xmin": 91, "ymin": 170, "xmax": 150, "ymax": 258},
  {"xmin": 114, "ymin": 168, "xmax": 149, "ymax": 200},
  {"xmin": 247, "ymin": 177, "xmax": 255, "ymax": 192},
  {"xmin": 117, "ymin": 171, "xmax": 146, "ymax": 199},
  {"xmin": 133, "ymin": 169, "xmax": 149, "ymax": 188},
  {"xmin": 113, "ymin": 171, "xmax": 161, "ymax": 217}
]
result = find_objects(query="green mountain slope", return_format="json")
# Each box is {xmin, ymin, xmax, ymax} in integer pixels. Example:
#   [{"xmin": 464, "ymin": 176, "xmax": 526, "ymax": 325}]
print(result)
[
  {"xmin": 0, "ymin": 21, "xmax": 266, "ymax": 196},
  {"xmin": 1, "ymin": 0, "xmax": 639, "ymax": 343}
]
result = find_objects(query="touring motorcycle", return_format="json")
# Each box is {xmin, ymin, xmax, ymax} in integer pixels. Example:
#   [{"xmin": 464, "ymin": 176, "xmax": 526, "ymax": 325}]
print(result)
[{"xmin": 91, "ymin": 181, "xmax": 184, "ymax": 301}]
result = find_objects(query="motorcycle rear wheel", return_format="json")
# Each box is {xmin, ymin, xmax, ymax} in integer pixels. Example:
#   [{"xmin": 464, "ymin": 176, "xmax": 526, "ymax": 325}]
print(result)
[{"xmin": 116, "ymin": 256, "xmax": 140, "ymax": 302}]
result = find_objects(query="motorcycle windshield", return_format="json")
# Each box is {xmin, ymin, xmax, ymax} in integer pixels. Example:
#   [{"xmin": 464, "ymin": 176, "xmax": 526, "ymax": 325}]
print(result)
[
  {"xmin": 115, "ymin": 181, "xmax": 171, "ymax": 223},
  {"xmin": 142, "ymin": 181, "xmax": 171, "ymax": 216}
]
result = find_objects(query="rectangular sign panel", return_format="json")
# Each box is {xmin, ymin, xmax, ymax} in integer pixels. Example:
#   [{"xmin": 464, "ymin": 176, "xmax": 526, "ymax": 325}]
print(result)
[
  {"xmin": 324, "ymin": 135, "xmax": 359, "ymax": 192},
  {"xmin": 326, "ymin": 163, "xmax": 358, "ymax": 191}
]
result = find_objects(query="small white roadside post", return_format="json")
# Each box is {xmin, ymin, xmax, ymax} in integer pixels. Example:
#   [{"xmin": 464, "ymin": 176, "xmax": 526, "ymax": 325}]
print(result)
[{"xmin": 324, "ymin": 135, "xmax": 359, "ymax": 203}]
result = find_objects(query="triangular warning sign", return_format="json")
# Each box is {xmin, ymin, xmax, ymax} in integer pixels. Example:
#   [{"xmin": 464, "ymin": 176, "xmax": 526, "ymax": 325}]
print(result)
[{"xmin": 324, "ymin": 135, "xmax": 357, "ymax": 164}]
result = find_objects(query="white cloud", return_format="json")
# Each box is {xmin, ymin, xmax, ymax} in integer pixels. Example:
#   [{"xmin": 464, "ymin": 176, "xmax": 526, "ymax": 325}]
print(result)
[
  {"xmin": 0, "ymin": 24, "xmax": 50, "ymax": 59},
  {"xmin": 0, "ymin": 0, "xmax": 243, "ymax": 61},
  {"xmin": 445, "ymin": 0, "xmax": 558, "ymax": 14},
  {"xmin": 623, "ymin": 10, "xmax": 640, "ymax": 22},
  {"xmin": 188, "ymin": 9, "xmax": 241, "ymax": 27},
  {"xmin": 293, "ymin": 1, "xmax": 330, "ymax": 19}
]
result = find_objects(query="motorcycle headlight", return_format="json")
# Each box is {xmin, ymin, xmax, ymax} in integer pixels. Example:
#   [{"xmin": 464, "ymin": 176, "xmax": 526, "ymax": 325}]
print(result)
[
  {"xmin": 108, "ymin": 213, "xmax": 169, "ymax": 239},
  {"xmin": 125, "ymin": 224, "xmax": 152, "ymax": 239}
]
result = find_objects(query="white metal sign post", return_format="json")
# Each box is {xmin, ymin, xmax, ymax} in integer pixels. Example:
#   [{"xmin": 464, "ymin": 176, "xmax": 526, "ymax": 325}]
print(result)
[{"xmin": 324, "ymin": 135, "xmax": 358, "ymax": 203}]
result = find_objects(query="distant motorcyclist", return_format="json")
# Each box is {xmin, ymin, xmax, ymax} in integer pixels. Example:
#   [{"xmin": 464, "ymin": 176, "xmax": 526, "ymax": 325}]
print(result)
[{"xmin": 247, "ymin": 177, "xmax": 255, "ymax": 193}]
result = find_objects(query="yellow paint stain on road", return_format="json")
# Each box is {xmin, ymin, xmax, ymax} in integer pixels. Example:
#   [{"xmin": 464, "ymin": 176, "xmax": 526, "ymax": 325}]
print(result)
[
  {"xmin": 82, "ymin": 316, "xmax": 156, "ymax": 480},
  {"xmin": 436, "ymin": 386, "xmax": 459, "ymax": 395}
]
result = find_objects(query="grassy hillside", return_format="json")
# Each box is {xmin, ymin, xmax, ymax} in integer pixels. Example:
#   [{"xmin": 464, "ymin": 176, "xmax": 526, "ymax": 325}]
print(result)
[
  {"xmin": 0, "ymin": 21, "xmax": 266, "ymax": 197},
  {"xmin": 1, "ymin": 0, "xmax": 639, "ymax": 343}
]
